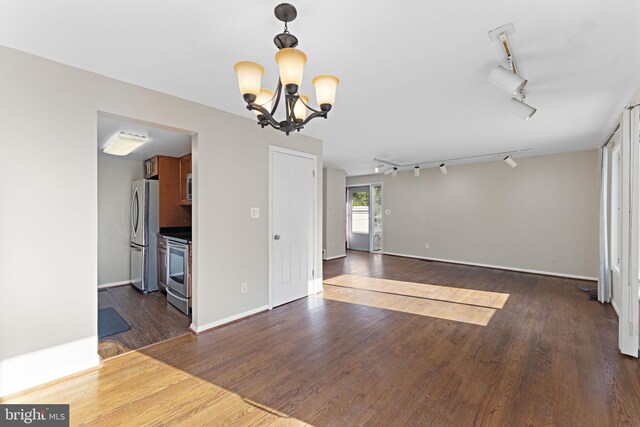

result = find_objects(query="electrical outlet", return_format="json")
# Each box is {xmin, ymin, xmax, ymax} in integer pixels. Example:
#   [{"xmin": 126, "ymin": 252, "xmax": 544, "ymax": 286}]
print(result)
[
  {"xmin": 552, "ymin": 255, "xmax": 559, "ymax": 263},
  {"xmin": 250, "ymin": 207, "xmax": 260, "ymax": 219},
  {"xmin": 385, "ymin": 209, "xmax": 391, "ymax": 215},
  {"xmin": 425, "ymin": 243, "xmax": 430, "ymax": 249},
  {"xmin": 241, "ymin": 283, "xmax": 248, "ymax": 293}
]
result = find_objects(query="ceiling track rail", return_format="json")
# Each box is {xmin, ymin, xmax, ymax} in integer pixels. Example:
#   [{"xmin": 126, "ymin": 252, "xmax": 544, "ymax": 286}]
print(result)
[{"xmin": 375, "ymin": 148, "xmax": 533, "ymax": 170}]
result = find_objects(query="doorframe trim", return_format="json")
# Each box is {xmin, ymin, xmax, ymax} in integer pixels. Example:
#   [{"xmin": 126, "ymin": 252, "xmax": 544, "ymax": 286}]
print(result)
[
  {"xmin": 346, "ymin": 182, "xmax": 384, "ymax": 253},
  {"xmin": 268, "ymin": 146, "xmax": 319, "ymax": 310}
]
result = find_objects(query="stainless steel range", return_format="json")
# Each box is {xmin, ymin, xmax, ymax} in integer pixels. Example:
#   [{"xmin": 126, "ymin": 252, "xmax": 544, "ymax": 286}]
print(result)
[{"xmin": 162, "ymin": 233, "xmax": 191, "ymax": 315}]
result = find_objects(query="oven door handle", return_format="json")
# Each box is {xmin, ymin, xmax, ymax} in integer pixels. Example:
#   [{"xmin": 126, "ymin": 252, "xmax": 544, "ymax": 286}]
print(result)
[
  {"xmin": 168, "ymin": 242, "xmax": 188, "ymax": 250},
  {"xmin": 167, "ymin": 287, "xmax": 188, "ymax": 302}
]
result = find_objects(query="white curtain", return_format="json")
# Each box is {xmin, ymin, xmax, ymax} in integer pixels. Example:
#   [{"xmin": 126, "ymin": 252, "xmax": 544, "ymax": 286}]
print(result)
[
  {"xmin": 598, "ymin": 146, "xmax": 610, "ymax": 303},
  {"xmin": 619, "ymin": 107, "xmax": 639, "ymax": 357}
]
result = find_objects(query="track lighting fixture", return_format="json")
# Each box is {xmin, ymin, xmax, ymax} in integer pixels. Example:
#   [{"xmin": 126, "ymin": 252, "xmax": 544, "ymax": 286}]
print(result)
[
  {"xmin": 503, "ymin": 155, "xmax": 518, "ymax": 168},
  {"xmin": 488, "ymin": 23, "xmax": 536, "ymax": 120},
  {"xmin": 488, "ymin": 65, "xmax": 527, "ymax": 95},
  {"xmin": 374, "ymin": 166, "xmax": 379, "ymax": 173},
  {"xmin": 372, "ymin": 148, "xmax": 530, "ymax": 177},
  {"xmin": 507, "ymin": 98, "xmax": 536, "ymax": 120}
]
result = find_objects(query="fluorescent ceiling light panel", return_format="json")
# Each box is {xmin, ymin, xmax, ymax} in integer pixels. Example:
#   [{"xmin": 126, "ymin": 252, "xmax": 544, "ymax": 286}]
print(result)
[{"xmin": 103, "ymin": 132, "xmax": 148, "ymax": 156}]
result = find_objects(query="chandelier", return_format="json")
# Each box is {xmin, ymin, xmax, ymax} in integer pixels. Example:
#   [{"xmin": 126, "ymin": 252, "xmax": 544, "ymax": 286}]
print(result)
[{"xmin": 233, "ymin": 3, "xmax": 339, "ymax": 135}]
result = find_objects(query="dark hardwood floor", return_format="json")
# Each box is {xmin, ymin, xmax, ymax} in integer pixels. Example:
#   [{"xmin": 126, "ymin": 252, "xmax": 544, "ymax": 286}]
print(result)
[
  {"xmin": 98, "ymin": 285, "xmax": 191, "ymax": 359},
  {"xmin": 7, "ymin": 251, "xmax": 640, "ymax": 426}
]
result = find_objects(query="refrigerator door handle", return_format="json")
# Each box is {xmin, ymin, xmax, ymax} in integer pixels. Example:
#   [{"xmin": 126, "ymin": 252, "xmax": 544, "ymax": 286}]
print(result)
[
  {"xmin": 130, "ymin": 244, "xmax": 142, "ymax": 251},
  {"xmin": 131, "ymin": 187, "xmax": 139, "ymax": 237}
]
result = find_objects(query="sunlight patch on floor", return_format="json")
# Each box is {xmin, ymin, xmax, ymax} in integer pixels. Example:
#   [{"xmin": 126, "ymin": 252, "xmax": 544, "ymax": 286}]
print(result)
[
  {"xmin": 322, "ymin": 274, "xmax": 510, "ymax": 326},
  {"xmin": 324, "ymin": 274, "xmax": 510, "ymax": 308},
  {"xmin": 1, "ymin": 350, "xmax": 312, "ymax": 426}
]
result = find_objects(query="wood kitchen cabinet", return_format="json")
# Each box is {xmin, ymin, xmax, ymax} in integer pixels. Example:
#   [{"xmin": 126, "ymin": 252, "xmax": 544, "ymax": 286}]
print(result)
[
  {"xmin": 144, "ymin": 156, "xmax": 159, "ymax": 179},
  {"xmin": 179, "ymin": 154, "xmax": 192, "ymax": 205},
  {"xmin": 144, "ymin": 155, "xmax": 192, "ymax": 228}
]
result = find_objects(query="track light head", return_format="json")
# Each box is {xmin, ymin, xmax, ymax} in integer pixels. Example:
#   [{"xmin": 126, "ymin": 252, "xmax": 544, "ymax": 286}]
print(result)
[
  {"xmin": 374, "ymin": 166, "xmax": 379, "ymax": 173},
  {"xmin": 439, "ymin": 163, "xmax": 448, "ymax": 175},
  {"xmin": 414, "ymin": 166, "xmax": 420, "ymax": 177},
  {"xmin": 488, "ymin": 65, "xmax": 527, "ymax": 95},
  {"xmin": 392, "ymin": 167, "xmax": 398, "ymax": 178},
  {"xmin": 503, "ymin": 155, "xmax": 518, "ymax": 168},
  {"xmin": 508, "ymin": 97, "xmax": 536, "ymax": 120},
  {"xmin": 383, "ymin": 168, "xmax": 394, "ymax": 175}
]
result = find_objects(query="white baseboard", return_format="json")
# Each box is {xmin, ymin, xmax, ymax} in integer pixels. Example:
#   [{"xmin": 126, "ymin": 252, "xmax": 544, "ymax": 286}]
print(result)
[
  {"xmin": 612, "ymin": 299, "xmax": 620, "ymax": 316},
  {"xmin": 382, "ymin": 251, "xmax": 598, "ymax": 281},
  {"xmin": 190, "ymin": 305, "xmax": 269, "ymax": 334},
  {"xmin": 0, "ymin": 336, "xmax": 100, "ymax": 397},
  {"xmin": 98, "ymin": 280, "xmax": 130, "ymax": 289},
  {"xmin": 324, "ymin": 253, "xmax": 346, "ymax": 261}
]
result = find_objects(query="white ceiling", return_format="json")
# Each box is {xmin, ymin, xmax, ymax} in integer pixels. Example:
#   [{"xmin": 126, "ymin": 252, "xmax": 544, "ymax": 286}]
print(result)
[
  {"xmin": 1, "ymin": 0, "xmax": 639, "ymax": 175},
  {"xmin": 97, "ymin": 114, "xmax": 192, "ymax": 161}
]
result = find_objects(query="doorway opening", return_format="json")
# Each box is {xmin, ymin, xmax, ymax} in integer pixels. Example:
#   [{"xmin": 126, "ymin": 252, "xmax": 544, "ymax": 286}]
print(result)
[
  {"xmin": 347, "ymin": 183, "xmax": 383, "ymax": 253},
  {"xmin": 96, "ymin": 112, "xmax": 196, "ymax": 359}
]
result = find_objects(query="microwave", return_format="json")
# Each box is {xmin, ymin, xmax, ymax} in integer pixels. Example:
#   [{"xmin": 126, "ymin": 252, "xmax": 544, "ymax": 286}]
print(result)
[{"xmin": 187, "ymin": 173, "xmax": 192, "ymax": 201}]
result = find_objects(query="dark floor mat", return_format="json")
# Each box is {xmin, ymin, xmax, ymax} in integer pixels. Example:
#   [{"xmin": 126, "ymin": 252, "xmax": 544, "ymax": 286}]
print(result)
[{"xmin": 98, "ymin": 307, "xmax": 131, "ymax": 338}]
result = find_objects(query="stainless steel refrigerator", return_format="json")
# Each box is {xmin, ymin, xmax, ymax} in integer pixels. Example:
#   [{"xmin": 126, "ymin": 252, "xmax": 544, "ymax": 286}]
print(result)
[{"xmin": 130, "ymin": 179, "xmax": 159, "ymax": 293}]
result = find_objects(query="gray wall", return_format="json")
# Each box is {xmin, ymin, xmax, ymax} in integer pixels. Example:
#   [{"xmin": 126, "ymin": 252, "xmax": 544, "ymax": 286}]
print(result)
[
  {"xmin": 0, "ymin": 45, "xmax": 322, "ymax": 396},
  {"xmin": 347, "ymin": 150, "xmax": 599, "ymax": 278},
  {"xmin": 98, "ymin": 153, "xmax": 143, "ymax": 285},
  {"xmin": 323, "ymin": 168, "xmax": 346, "ymax": 259}
]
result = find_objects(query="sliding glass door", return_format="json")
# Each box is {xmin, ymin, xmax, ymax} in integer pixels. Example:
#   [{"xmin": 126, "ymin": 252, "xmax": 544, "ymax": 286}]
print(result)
[
  {"xmin": 347, "ymin": 186, "xmax": 370, "ymax": 251},
  {"xmin": 347, "ymin": 184, "xmax": 383, "ymax": 253}
]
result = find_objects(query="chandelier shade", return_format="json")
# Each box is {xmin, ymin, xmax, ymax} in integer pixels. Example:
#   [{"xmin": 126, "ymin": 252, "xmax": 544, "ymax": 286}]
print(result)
[
  {"xmin": 254, "ymin": 88, "xmax": 275, "ymax": 116},
  {"xmin": 234, "ymin": 3, "xmax": 338, "ymax": 135},
  {"xmin": 233, "ymin": 61, "xmax": 264, "ymax": 101},
  {"xmin": 312, "ymin": 75, "xmax": 339, "ymax": 110},
  {"xmin": 293, "ymin": 94, "xmax": 309, "ymax": 121},
  {"xmin": 275, "ymin": 48, "xmax": 307, "ymax": 91}
]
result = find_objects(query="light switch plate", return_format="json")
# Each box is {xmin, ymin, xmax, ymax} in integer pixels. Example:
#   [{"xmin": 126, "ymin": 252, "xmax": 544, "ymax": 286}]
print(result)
[
  {"xmin": 385, "ymin": 209, "xmax": 391, "ymax": 215},
  {"xmin": 250, "ymin": 207, "xmax": 260, "ymax": 219}
]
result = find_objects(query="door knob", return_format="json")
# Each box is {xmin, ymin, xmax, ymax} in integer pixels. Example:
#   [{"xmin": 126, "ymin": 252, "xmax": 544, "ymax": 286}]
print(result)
[{"xmin": 274, "ymin": 234, "xmax": 281, "ymax": 240}]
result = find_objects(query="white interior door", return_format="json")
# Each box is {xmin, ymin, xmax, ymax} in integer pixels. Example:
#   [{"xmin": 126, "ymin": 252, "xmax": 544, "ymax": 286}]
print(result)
[{"xmin": 270, "ymin": 149, "xmax": 315, "ymax": 308}]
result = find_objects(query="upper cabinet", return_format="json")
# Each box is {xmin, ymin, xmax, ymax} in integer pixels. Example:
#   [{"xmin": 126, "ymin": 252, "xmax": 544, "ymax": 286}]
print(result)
[
  {"xmin": 179, "ymin": 154, "xmax": 192, "ymax": 205},
  {"xmin": 144, "ymin": 155, "xmax": 191, "ymax": 228},
  {"xmin": 144, "ymin": 156, "xmax": 159, "ymax": 179}
]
